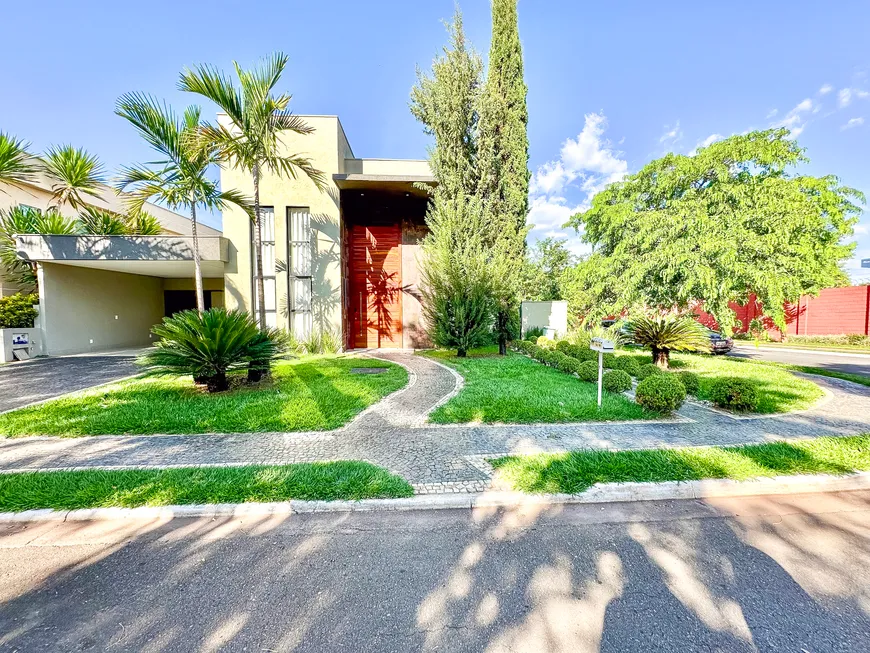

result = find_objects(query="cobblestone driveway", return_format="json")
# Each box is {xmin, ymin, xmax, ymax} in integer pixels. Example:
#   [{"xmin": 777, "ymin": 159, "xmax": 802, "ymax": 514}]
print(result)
[{"xmin": 1, "ymin": 352, "xmax": 869, "ymax": 494}]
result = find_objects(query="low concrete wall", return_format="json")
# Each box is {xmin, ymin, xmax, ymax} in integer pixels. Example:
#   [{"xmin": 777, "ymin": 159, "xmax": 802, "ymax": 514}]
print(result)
[
  {"xmin": 521, "ymin": 301, "xmax": 568, "ymax": 339},
  {"xmin": 38, "ymin": 263, "xmax": 164, "ymax": 355}
]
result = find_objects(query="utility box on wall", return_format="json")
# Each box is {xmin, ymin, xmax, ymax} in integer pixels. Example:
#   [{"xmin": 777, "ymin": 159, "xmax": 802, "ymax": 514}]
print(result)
[
  {"xmin": 0, "ymin": 328, "xmax": 44, "ymax": 362},
  {"xmin": 520, "ymin": 301, "xmax": 568, "ymax": 340}
]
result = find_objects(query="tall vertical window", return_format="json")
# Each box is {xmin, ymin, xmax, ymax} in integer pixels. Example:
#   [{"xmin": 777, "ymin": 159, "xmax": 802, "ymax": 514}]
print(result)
[
  {"xmin": 287, "ymin": 207, "xmax": 312, "ymax": 338},
  {"xmin": 252, "ymin": 206, "xmax": 277, "ymax": 327}
]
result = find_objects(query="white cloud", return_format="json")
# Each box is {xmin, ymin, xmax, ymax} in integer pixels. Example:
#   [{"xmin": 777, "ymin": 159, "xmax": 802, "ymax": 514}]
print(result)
[
  {"xmin": 842, "ymin": 117, "xmax": 865, "ymax": 130},
  {"xmin": 854, "ymin": 224, "xmax": 869, "ymax": 235},
  {"xmin": 839, "ymin": 88, "xmax": 853, "ymax": 107},
  {"xmin": 527, "ymin": 113, "xmax": 628, "ymax": 252},
  {"xmin": 766, "ymin": 108, "xmax": 778, "ymax": 119},
  {"xmin": 771, "ymin": 98, "xmax": 815, "ymax": 137},
  {"xmin": 658, "ymin": 120, "xmax": 683, "ymax": 149},
  {"xmin": 689, "ymin": 133, "xmax": 723, "ymax": 155},
  {"xmin": 819, "ymin": 84, "xmax": 833, "ymax": 95}
]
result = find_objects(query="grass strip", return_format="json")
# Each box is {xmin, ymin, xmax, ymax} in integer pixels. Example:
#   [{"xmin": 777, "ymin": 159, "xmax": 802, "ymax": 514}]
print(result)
[
  {"xmin": 745, "ymin": 360, "xmax": 870, "ymax": 388},
  {"xmin": 490, "ymin": 434, "xmax": 870, "ymax": 494},
  {"xmin": 423, "ymin": 347, "xmax": 651, "ymax": 424},
  {"xmin": 0, "ymin": 462, "xmax": 414, "ymax": 512}
]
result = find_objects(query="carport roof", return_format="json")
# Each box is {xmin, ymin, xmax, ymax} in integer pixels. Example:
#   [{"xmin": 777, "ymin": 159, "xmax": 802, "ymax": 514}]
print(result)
[{"xmin": 15, "ymin": 234, "xmax": 228, "ymax": 278}]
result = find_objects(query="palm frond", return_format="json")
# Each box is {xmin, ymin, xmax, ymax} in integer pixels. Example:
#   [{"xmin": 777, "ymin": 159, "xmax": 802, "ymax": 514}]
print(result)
[
  {"xmin": 179, "ymin": 64, "xmax": 246, "ymax": 126},
  {"xmin": 78, "ymin": 206, "xmax": 131, "ymax": 235},
  {"xmin": 0, "ymin": 132, "xmax": 39, "ymax": 189},
  {"xmin": 41, "ymin": 145, "xmax": 105, "ymax": 210}
]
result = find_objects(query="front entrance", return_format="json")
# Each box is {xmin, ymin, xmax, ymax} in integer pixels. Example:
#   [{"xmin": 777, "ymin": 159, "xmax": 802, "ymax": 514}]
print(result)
[{"xmin": 348, "ymin": 224, "xmax": 403, "ymax": 348}]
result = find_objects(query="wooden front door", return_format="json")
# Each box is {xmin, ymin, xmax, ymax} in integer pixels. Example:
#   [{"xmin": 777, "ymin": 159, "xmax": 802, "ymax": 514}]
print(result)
[{"xmin": 349, "ymin": 224, "xmax": 403, "ymax": 348}]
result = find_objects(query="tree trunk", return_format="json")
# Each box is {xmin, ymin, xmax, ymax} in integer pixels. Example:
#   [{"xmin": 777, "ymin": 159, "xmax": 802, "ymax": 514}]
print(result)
[
  {"xmin": 652, "ymin": 347, "xmax": 670, "ymax": 368},
  {"xmin": 253, "ymin": 163, "xmax": 267, "ymax": 327},
  {"xmin": 206, "ymin": 372, "xmax": 228, "ymax": 393},
  {"xmin": 247, "ymin": 365, "xmax": 264, "ymax": 383},
  {"xmin": 457, "ymin": 347, "xmax": 467, "ymax": 358},
  {"xmin": 191, "ymin": 203, "xmax": 205, "ymax": 312}
]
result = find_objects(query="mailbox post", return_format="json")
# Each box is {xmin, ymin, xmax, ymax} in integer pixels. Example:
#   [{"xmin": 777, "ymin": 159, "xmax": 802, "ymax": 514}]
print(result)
[{"xmin": 590, "ymin": 337, "xmax": 615, "ymax": 408}]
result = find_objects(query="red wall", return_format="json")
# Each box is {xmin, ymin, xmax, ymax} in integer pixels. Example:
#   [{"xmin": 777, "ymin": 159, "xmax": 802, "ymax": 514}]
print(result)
[{"xmin": 693, "ymin": 287, "xmax": 870, "ymax": 338}]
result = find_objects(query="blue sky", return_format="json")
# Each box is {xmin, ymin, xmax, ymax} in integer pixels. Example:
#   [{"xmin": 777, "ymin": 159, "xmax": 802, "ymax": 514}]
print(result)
[{"xmin": 2, "ymin": 0, "xmax": 868, "ymax": 281}]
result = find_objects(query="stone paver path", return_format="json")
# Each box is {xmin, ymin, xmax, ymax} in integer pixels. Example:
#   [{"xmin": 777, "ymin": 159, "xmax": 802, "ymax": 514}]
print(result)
[{"xmin": 1, "ymin": 352, "xmax": 870, "ymax": 494}]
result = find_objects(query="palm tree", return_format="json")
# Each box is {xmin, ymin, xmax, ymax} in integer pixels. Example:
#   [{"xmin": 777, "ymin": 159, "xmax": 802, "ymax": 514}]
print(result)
[
  {"xmin": 0, "ymin": 206, "xmax": 78, "ymax": 288},
  {"xmin": 0, "ymin": 132, "xmax": 39, "ymax": 190},
  {"xmin": 178, "ymin": 52, "xmax": 325, "ymax": 326},
  {"xmin": 77, "ymin": 206, "xmax": 163, "ymax": 236},
  {"xmin": 116, "ymin": 93, "xmax": 255, "ymax": 311},
  {"xmin": 625, "ymin": 313, "xmax": 711, "ymax": 368},
  {"xmin": 41, "ymin": 145, "xmax": 106, "ymax": 211}
]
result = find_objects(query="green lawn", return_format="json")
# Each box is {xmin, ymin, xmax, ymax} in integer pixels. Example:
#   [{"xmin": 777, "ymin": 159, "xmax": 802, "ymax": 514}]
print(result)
[
  {"xmin": 490, "ymin": 434, "xmax": 870, "ymax": 494},
  {"xmin": 638, "ymin": 352, "xmax": 825, "ymax": 413},
  {"xmin": 744, "ymin": 359, "xmax": 870, "ymax": 389},
  {"xmin": 736, "ymin": 341, "xmax": 870, "ymax": 354},
  {"xmin": 0, "ymin": 356, "xmax": 408, "ymax": 437},
  {"xmin": 425, "ymin": 347, "xmax": 651, "ymax": 423},
  {"xmin": 0, "ymin": 461, "xmax": 414, "ymax": 512}
]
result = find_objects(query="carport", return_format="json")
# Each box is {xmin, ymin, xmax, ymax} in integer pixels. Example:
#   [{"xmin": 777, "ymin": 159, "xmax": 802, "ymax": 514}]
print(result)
[{"xmin": 15, "ymin": 234, "xmax": 229, "ymax": 356}]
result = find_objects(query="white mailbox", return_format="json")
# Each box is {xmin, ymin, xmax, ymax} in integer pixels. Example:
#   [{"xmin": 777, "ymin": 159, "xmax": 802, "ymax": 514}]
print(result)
[{"xmin": 590, "ymin": 337, "xmax": 615, "ymax": 353}]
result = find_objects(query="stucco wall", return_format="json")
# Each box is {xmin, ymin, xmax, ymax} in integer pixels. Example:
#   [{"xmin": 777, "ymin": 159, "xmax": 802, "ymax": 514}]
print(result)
[
  {"xmin": 401, "ymin": 220, "xmax": 431, "ymax": 348},
  {"xmin": 219, "ymin": 115, "xmax": 344, "ymax": 337},
  {"xmin": 521, "ymin": 301, "xmax": 569, "ymax": 339},
  {"xmin": 38, "ymin": 263, "xmax": 164, "ymax": 355}
]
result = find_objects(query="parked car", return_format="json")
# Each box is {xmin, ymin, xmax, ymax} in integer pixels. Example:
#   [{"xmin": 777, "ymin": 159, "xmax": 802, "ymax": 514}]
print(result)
[{"xmin": 707, "ymin": 330, "xmax": 734, "ymax": 354}]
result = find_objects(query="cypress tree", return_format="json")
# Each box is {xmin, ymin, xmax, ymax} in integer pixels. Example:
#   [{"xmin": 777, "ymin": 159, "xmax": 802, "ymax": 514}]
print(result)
[{"xmin": 477, "ymin": 0, "xmax": 530, "ymax": 354}]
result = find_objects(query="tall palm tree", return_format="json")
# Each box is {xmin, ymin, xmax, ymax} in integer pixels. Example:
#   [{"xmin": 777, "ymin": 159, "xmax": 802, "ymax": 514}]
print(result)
[
  {"xmin": 41, "ymin": 145, "xmax": 105, "ymax": 211},
  {"xmin": 116, "ymin": 93, "xmax": 255, "ymax": 311},
  {"xmin": 0, "ymin": 206, "xmax": 78, "ymax": 288},
  {"xmin": 178, "ymin": 52, "xmax": 325, "ymax": 326},
  {"xmin": 0, "ymin": 132, "xmax": 39, "ymax": 190}
]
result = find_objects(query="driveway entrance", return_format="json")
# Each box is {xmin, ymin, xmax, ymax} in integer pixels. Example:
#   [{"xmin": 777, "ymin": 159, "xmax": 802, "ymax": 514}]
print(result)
[{"xmin": 0, "ymin": 352, "xmax": 140, "ymax": 413}]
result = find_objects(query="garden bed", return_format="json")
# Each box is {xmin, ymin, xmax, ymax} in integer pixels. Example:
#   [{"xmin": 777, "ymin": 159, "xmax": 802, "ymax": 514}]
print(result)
[
  {"xmin": 0, "ymin": 461, "xmax": 414, "ymax": 512},
  {"xmin": 0, "ymin": 356, "xmax": 408, "ymax": 437}
]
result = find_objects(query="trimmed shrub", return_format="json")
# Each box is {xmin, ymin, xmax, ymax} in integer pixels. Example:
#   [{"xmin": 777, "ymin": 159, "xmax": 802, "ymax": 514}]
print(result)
[
  {"xmin": 555, "ymin": 340, "xmax": 574, "ymax": 354},
  {"xmin": 524, "ymin": 326, "xmax": 545, "ymax": 342},
  {"xmin": 539, "ymin": 349, "xmax": 559, "ymax": 366},
  {"xmin": 536, "ymin": 335, "xmax": 554, "ymax": 349},
  {"xmin": 676, "ymin": 370, "xmax": 700, "ymax": 396},
  {"xmin": 558, "ymin": 356, "xmax": 583, "ymax": 376},
  {"xmin": 635, "ymin": 374, "xmax": 686, "ymax": 413},
  {"xmin": 709, "ymin": 377, "xmax": 759, "ymax": 412},
  {"xmin": 610, "ymin": 355, "xmax": 641, "ymax": 377},
  {"xmin": 603, "ymin": 369, "xmax": 632, "ymax": 393},
  {"xmin": 0, "ymin": 293, "xmax": 39, "ymax": 328},
  {"xmin": 637, "ymin": 363, "xmax": 663, "ymax": 380},
  {"xmin": 666, "ymin": 358, "xmax": 687, "ymax": 369},
  {"xmin": 549, "ymin": 350, "xmax": 572, "ymax": 370},
  {"xmin": 577, "ymin": 360, "xmax": 599, "ymax": 383},
  {"xmin": 602, "ymin": 352, "xmax": 616, "ymax": 369}
]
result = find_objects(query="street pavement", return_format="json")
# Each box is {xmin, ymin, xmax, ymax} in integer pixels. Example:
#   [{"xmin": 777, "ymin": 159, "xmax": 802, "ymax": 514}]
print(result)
[
  {"xmin": 729, "ymin": 344, "xmax": 870, "ymax": 377},
  {"xmin": 2, "ymin": 490, "xmax": 869, "ymax": 652}
]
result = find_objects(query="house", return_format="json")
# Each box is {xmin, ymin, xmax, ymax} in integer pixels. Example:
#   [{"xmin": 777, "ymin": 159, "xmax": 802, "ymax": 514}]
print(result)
[{"xmin": 7, "ymin": 116, "xmax": 434, "ymax": 355}]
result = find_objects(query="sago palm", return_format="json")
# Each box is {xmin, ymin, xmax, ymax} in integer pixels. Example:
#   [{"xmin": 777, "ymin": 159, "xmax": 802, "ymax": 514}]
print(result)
[
  {"xmin": 179, "ymin": 52, "xmax": 326, "ymax": 325},
  {"xmin": 138, "ymin": 308, "xmax": 285, "ymax": 392},
  {"xmin": 0, "ymin": 132, "xmax": 39, "ymax": 190},
  {"xmin": 116, "ymin": 93, "xmax": 255, "ymax": 311},
  {"xmin": 625, "ymin": 313, "xmax": 710, "ymax": 368},
  {"xmin": 77, "ymin": 206, "xmax": 162, "ymax": 236},
  {"xmin": 41, "ymin": 145, "xmax": 105, "ymax": 210}
]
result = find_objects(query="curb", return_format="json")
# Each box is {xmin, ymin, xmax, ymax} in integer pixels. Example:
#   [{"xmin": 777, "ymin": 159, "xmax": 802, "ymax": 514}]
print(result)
[{"xmin": 3, "ymin": 471, "xmax": 870, "ymax": 523}]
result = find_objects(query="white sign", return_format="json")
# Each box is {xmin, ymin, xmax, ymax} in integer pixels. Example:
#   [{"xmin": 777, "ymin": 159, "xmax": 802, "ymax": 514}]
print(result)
[
  {"xmin": 590, "ymin": 337, "xmax": 614, "ymax": 353},
  {"xmin": 11, "ymin": 333, "xmax": 29, "ymax": 347},
  {"xmin": 862, "ymin": 258, "xmax": 870, "ymax": 269}
]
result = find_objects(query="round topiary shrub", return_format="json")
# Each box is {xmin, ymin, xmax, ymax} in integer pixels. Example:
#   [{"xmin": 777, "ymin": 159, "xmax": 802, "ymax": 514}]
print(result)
[
  {"xmin": 602, "ymin": 352, "xmax": 616, "ymax": 369},
  {"xmin": 610, "ymin": 355, "xmax": 641, "ymax": 377},
  {"xmin": 550, "ymin": 350, "xmax": 571, "ymax": 369},
  {"xmin": 558, "ymin": 356, "xmax": 583, "ymax": 376},
  {"xmin": 578, "ymin": 360, "xmax": 599, "ymax": 383},
  {"xmin": 603, "ymin": 369, "xmax": 632, "ymax": 393},
  {"xmin": 536, "ymin": 335, "xmax": 553, "ymax": 349},
  {"xmin": 635, "ymin": 374, "xmax": 686, "ymax": 413},
  {"xmin": 637, "ymin": 363, "xmax": 663, "ymax": 380},
  {"xmin": 709, "ymin": 377, "xmax": 759, "ymax": 412},
  {"xmin": 555, "ymin": 340, "xmax": 573, "ymax": 354},
  {"xmin": 676, "ymin": 370, "xmax": 700, "ymax": 396}
]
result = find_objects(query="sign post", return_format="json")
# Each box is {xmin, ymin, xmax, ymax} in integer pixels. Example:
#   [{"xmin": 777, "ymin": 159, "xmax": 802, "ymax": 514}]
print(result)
[
  {"xmin": 590, "ymin": 337, "xmax": 615, "ymax": 408},
  {"xmin": 862, "ymin": 258, "xmax": 870, "ymax": 269}
]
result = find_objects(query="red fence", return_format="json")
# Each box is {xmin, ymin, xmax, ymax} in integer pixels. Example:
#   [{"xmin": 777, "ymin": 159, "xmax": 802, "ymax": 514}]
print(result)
[{"xmin": 693, "ymin": 286, "xmax": 870, "ymax": 338}]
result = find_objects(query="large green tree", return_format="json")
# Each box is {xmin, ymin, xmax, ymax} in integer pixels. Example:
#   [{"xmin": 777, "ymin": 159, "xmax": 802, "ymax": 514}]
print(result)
[
  {"xmin": 566, "ymin": 129, "xmax": 863, "ymax": 333},
  {"xmin": 523, "ymin": 237, "xmax": 576, "ymax": 301},
  {"xmin": 476, "ymin": 0, "xmax": 529, "ymax": 354},
  {"xmin": 179, "ymin": 52, "xmax": 325, "ymax": 326},
  {"xmin": 0, "ymin": 133, "xmax": 38, "ymax": 190}
]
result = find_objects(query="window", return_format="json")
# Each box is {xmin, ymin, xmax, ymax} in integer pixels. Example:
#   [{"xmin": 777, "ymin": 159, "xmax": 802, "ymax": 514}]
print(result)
[
  {"xmin": 287, "ymin": 207, "xmax": 312, "ymax": 338},
  {"xmin": 251, "ymin": 206, "xmax": 277, "ymax": 327}
]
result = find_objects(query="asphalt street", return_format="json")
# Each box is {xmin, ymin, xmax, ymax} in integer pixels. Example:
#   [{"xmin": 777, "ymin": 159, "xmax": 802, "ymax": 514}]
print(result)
[
  {"xmin": 2, "ymin": 491, "xmax": 870, "ymax": 652},
  {"xmin": 728, "ymin": 344, "xmax": 870, "ymax": 378}
]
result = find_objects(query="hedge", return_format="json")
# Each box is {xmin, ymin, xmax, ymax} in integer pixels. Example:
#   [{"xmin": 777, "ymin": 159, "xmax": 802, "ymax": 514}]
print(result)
[
  {"xmin": 709, "ymin": 377, "xmax": 759, "ymax": 412},
  {"xmin": 603, "ymin": 369, "xmax": 632, "ymax": 393},
  {"xmin": 0, "ymin": 293, "xmax": 39, "ymax": 329},
  {"xmin": 635, "ymin": 374, "xmax": 686, "ymax": 413}
]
